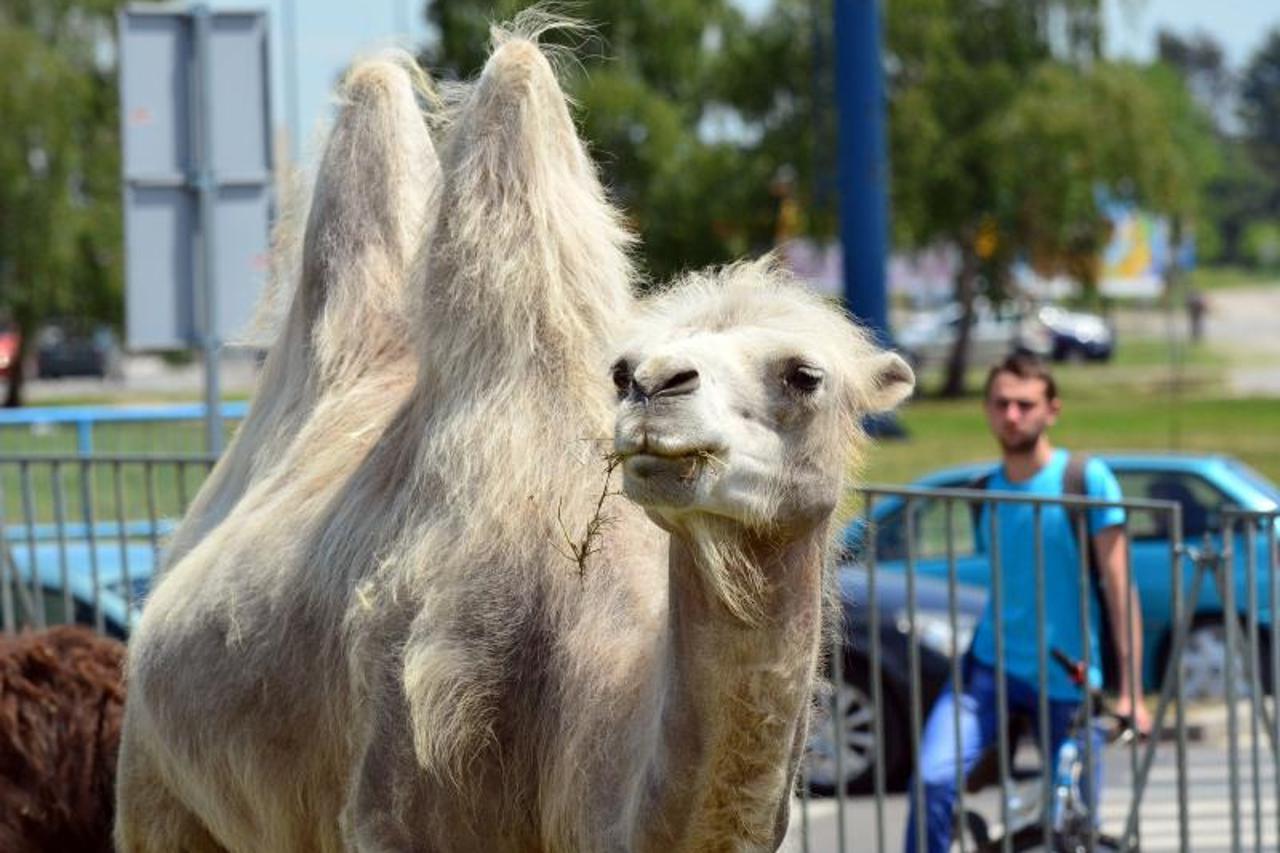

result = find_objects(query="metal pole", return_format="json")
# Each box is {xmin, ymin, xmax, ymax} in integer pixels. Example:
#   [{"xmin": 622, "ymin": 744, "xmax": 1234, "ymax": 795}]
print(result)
[
  {"xmin": 1222, "ymin": 527, "xmax": 1243, "ymax": 853},
  {"xmin": 282, "ymin": 0, "xmax": 302, "ymax": 164},
  {"xmin": 867, "ymin": 494, "xmax": 886, "ymax": 852},
  {"xmin": 905, "ymin": 500, "xmax": 926, "ymax": 853},
  {"xmin": 1034, "ymin": 505, "xmax": 1051, "ymax": 851},
  {"xmin": 193, "ymin": 5, "xmax": 223, "ymax": 455},
  {"xmin": 946, "ymin": 500, "xmax": 967, "ymax": 852},
  {"xmin": 833, "ymin": 0, "xmax": 890, "ymax": 346}
]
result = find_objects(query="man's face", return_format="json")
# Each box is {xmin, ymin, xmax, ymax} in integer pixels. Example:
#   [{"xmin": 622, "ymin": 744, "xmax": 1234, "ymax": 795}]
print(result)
[{"xmin": 984, "ymin": 371, "xmax": 1060, "ymax": 454}]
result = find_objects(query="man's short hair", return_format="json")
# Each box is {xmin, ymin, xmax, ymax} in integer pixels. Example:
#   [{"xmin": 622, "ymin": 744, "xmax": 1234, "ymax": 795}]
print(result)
[{"xmin": 984, "ymin": 352, "xmax": 1058, "ymax": 401}]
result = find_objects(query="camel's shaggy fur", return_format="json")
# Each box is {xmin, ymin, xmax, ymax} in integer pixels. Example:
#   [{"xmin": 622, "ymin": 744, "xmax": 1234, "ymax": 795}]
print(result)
[
  {"xmin": 161, "ymin": 52, "xmax": 438, "ymax": 567},
  {"xmin": 116, "ymin": 24, "xmax": 913, "ymax": 853},
  {"xmin": 0, "ymin": 626, "xmax": 125, "ymax": 853},
  {"xmin": 115, "ymin": 54, "xmax": 440, "ymax": 853}
]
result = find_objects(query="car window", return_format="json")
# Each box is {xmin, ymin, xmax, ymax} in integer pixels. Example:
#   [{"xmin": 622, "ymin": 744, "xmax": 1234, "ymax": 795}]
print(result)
[
  {"xmin": 875, "ymin": 497, "xmax": 978, "ymax": 561},
  {"xmin": 1115, "ymin": 471, "xmax": 1230, "ymax": 540},
  {"xmin": 1224, "ymin": 459, "xmax": 1280, "ymax": 505}
]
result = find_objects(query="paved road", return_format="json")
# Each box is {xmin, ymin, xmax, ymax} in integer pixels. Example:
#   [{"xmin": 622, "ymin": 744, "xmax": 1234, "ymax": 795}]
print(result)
[
  {"xmin": 784, "ymin": 702, "xmax": 1279, "ymax": 852},
  {"xmin": 23, "ymin": 351, "xmax": 261, "ymax": 404},
  {"xmin": 1113, "ymin": 283, "xmax": 1280, "ymax": 396}
]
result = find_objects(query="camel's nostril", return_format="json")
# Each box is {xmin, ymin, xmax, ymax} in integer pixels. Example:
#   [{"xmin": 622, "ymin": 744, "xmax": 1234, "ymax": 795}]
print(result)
[{"xmin": 653, "ymin": 370, "xmax": 700, "ymax": 398}]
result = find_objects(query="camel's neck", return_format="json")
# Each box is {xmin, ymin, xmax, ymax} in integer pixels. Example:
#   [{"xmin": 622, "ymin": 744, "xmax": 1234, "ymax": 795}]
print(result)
[{"xmin": 640, "ymin": 527, "xmax": 826, "ymax": 851}]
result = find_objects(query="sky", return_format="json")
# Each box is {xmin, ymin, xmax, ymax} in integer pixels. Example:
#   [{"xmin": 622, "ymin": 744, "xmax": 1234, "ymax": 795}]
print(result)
[
  {"xmin": 205, "ymin": 0, "xmax": 1280, "ymax": 173},
  {"xmin": 1102, "ymin": 0, "xmax": 1279, "ymax": 69}
]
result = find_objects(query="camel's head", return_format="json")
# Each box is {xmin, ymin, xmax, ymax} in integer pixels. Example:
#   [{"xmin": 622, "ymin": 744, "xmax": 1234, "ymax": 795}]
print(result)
[{"xmin": 612, "ymin": 261, "xmax": 913, "ymax": 537}]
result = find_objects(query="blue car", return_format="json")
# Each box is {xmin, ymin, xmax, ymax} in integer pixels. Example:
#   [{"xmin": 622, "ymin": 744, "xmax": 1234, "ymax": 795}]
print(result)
[
  {"xmin": 853, "ymin": 453, "xmax": 1280, "ymax": 699},
  {"xmin": 5, "ymin": 520, "xmax": 169, "ymax": 639}
]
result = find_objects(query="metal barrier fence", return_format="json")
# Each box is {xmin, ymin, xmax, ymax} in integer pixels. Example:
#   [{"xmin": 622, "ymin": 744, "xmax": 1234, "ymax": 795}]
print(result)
[
  {"xmin": 794, "ymin": 485, "xmax": 1280, "ymax": 853},
  {"xmin": 0, "ymin": 402, "xmax": 247, "ymax": 455},
  {"xmin": 0, "ymin": 454, "xmax": 1276, "ymax": 851},
  {"xmin": 0, "ymin": 453, "xmax": 216, "ymax": 639}
]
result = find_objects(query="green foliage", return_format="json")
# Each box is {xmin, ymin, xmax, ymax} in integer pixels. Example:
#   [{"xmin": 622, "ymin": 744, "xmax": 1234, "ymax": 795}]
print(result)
[
  {"xmin": 992, "ymin": 62, "xmax": 1213, "ymax": 284},
  {"xmin": 422, "ymin": 0, "xmax": 822, "ymax": 280},
  {"xmin": 886, "ymin": 2, "xmax": 1207, "ymax": 262},
  {"xmin": 0, "ymin": 0, "xmax": 133, "ymax": 405},
  {"xmin": 421, "ymin": 0, "xmax": 1219, "ymax": 333},
  {"xmin": 1242, "ymin": 220, "xmax": 1280, "ymax": 269},
  {"xmin": 1241, "ymin": 29, "xmax": 1280, "ymax": 182}
]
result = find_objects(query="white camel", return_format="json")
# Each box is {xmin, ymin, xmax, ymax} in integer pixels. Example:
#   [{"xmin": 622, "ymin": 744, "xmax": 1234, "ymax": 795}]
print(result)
[
  {"xmin": 160, "ymin": 53, "xmax": 438, "ymax": 567},
  {"xmin": 116, "ymin": 27, "xmax": 913, "ymax": 853}
]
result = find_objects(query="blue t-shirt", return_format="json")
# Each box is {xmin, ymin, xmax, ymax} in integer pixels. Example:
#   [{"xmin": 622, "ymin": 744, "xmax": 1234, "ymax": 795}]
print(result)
[{"xmin": 969, "ymin": 450, "xmax": 1125, "ymax": 699}]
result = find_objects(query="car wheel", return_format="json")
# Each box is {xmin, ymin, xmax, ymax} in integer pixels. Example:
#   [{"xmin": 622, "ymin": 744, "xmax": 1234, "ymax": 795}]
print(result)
[
  {"xmin": 1064, "ymin": 345, "xmax": 1088, "ymax": 364},
  {"xmin": 803, "ymin": 654, "xmax": 908, "ymax": 796},
  {"xmin": 1177, "ymin": 619, "xmax": 1272, "ymax": 700}
]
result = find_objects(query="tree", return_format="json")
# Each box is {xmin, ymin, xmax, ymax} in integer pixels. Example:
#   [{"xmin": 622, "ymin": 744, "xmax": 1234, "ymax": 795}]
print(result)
[
  {"xmin": 1240, "ymin": 29, "xmax": 1280, "ymax": 200},
  {"xmin": 1157, "ymin": 29, "xmax": 1276, "ymax": 266},
  {"xmin": 886, "ymin": 0, "xmax": 1208, "ymax": 395},
  {"xmin": 0, "ymin": 1, "xmax": 129, "ymax": 406},
  {"xmin": 1156, "ymin": 29, "xmax": 1233, "ymax": 132}
]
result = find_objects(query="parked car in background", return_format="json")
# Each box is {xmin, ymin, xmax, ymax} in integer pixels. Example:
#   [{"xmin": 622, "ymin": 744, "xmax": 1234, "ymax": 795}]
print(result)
[
  {"xmin": 860, "ymin": 453, "xmax": 1278, "ymax": 698},
  {"xmin": 807, "ymin": 452, "xmax": 1279, "ymax": 796},
  {"xmin": 5, "ymin": 520, "xmax": 169, "ymax": 640},
  {"xmin": 1036, "ymin": 305, "xmax": 1115, "ymax": 362},
  {"xmin": 804, "ymin": 567, "xmax": 986, "ymax": 795},
  {"xmin": 895, "ymin": 300, "xmax": 1052, "ymax": 371},
  {"xmin": 35, "ymin": 321, "xmax": 124, "ymax": 379}
]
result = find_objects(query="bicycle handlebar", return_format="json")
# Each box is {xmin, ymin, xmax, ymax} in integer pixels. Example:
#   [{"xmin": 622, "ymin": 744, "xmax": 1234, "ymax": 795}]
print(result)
[{"xmin": 1049, "ymin": 647, "xmax": 1140, "ymax": 742}]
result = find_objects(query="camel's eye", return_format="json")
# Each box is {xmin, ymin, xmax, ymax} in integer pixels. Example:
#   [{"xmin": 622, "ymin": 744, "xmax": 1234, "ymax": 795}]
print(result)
[
  {"xmin": 785, "ymin": 363, "xmax": 824, "ymax": 394},
  {"xmin": 611, "ymin": 360, "xmax": 633, "ymax": 396}
]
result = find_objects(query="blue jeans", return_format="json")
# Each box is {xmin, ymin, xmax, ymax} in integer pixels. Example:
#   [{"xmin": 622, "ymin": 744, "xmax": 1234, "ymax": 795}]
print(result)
[{"xmin": 903, "ymin": 657, "xmax": 1106, "ymax": 853}]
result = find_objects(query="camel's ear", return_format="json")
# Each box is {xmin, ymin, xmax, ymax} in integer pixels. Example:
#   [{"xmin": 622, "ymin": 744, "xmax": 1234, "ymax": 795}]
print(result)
[{"xmin": 860, "ymin": 352, "xmax": 915, "ymax": 413}]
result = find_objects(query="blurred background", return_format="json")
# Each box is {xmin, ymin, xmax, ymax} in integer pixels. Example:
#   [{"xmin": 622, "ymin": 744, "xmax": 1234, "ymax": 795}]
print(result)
[{"xmin": 1, "ymin": 0, "xmax": 1278, "ymax": 482}]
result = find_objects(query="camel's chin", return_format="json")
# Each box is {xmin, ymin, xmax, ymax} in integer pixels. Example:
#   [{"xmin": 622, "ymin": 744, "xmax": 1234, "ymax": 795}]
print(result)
[{"xmin": 620, "ymin": 453, "xmax": 711, "ymax": 510}]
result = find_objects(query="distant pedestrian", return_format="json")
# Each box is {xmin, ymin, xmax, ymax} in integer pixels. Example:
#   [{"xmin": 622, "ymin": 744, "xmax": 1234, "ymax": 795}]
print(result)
[{"xmin": 1186, "ymin": 289, "xmax": 1207, "ymax": 342}]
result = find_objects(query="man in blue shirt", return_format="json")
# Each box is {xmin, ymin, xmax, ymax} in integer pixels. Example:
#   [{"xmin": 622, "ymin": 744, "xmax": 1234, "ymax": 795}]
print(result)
[{"xmin": 904, "ymin": 353, "xmax": 1152, "ymax": 853}]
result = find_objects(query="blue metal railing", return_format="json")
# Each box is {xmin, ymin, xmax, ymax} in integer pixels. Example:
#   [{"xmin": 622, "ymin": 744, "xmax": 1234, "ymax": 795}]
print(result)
[{"xmin": 0, "ymin": 402, "xmax": 249, "ymax": 454}]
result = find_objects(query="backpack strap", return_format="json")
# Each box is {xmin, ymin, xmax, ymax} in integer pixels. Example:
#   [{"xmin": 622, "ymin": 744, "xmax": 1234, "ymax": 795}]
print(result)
[
  {"xmin": 967, "ymin": 469, "xmax": 993, "ymax": 533},
  {"xmin": 1064, "ymin": 452, "xmax": 1121, "ymax": 684},
  {"xmin": 1063, "ymin": 452, "xmax": 1091, "ymax": 560}
]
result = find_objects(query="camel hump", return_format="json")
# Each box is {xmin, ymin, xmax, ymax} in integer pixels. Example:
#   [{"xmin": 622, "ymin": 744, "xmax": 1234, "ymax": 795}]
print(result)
[
  {"xmin": 417, "ymin": 26, "xmax": 633, "ymax": 389},
  {"xmin": 296, "ymin": 51, "xmax": 438, "ymax": 335}
]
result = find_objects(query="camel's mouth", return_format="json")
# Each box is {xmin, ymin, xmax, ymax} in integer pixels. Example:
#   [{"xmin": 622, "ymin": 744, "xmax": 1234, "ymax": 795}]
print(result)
[
  {"xmin": 620, "ymin": 447, "xmax": 723, "ymax": 474},
  {"xmin": 618, "ymin": 448, "xmax": 725, "ymax": 509}
]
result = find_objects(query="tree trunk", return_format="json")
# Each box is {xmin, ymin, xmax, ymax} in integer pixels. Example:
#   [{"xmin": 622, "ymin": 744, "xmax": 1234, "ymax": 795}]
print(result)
[
  {"xmin": 939, "ymin": 247, "xmax": 980, "ymax": 398},
  {"xmin": 3, "ymin": 311, "xmax": 33, "ymax": 408}
]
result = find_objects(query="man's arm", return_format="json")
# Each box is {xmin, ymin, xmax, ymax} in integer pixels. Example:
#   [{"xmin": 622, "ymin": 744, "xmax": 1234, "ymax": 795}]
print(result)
[{"xmin": 1094, "ymin": 524, "xmax": 1153, "ymax": 732}]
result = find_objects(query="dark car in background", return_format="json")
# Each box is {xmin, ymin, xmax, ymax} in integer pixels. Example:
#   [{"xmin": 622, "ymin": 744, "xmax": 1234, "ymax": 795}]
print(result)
[
  {"xmin": 804, "ymin": 567, "xmax": 986, "ymax": 795},
  {"xmin": 36, "ymin": 321, "xmax": 124, "ymax": 379}
]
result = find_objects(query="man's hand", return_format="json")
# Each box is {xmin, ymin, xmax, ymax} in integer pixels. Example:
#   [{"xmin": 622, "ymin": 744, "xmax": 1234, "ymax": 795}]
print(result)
[{"xmin": 1114, "ymin": 692, "xmax": 1154, "ymax": 737}]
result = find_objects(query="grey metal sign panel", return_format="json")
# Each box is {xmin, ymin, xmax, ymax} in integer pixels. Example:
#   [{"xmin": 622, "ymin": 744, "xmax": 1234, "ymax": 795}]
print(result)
[
  {"xmin": 119, "ymin": 7, "xmax": 273, "ymax": 350},
  {"xmin": 209, "ymin": 13, "xmax": 272, "ymax": 182},
  {"xmin": 123, "ymin": 186, "xmax": 195, "ymax": 346},
  {"xmin": 119, "ymin": 13, "xmax": 190, "ymax": 185},
  {"xmin": 214, "ymin": 186, "xmax": 273, "ymax": 344}
]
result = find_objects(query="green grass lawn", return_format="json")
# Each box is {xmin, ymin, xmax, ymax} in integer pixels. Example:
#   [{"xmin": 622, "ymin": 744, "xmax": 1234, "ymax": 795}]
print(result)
[
  {"xmin": 1187, "ymin": 265, "xmax": 1280, "ymax": 292},
  {"xmin": 865, "ymin": 394, "xmax": 1280, "ymax": 486},
  {"xmin": 872, "ymin": 327, "xmax": 1280, "ymax": 488}
]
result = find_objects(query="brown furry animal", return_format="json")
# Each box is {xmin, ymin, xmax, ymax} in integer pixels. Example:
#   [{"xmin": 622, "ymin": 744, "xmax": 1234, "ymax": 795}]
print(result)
[{"xmin": 0, "ymin": 626, "xmax": 125, "ymax": 853}]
